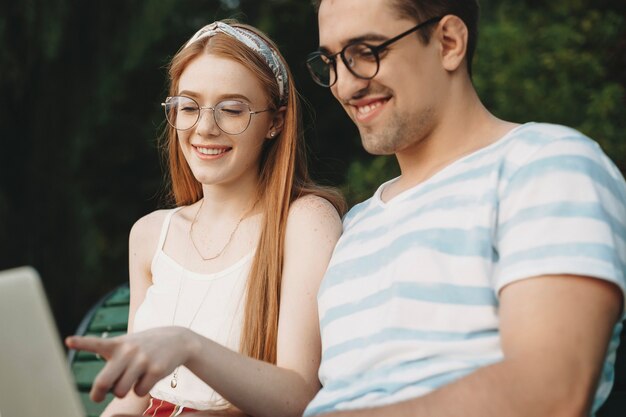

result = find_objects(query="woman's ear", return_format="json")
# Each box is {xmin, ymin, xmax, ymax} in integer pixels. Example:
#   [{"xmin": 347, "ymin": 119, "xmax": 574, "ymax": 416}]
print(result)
[
  {"xmin": 438, "ymin": 15, "xmax": 468, "ymax": 72},
  {"xmin": 266, "ymin": 106, "xmax": 286, "ymax": 139}
]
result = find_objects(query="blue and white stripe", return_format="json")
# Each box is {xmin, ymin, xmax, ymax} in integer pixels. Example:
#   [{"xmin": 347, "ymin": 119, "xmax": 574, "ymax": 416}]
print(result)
[{"xmin": 305, "ymin": 123, "xmax": 626, "ymax": 416}]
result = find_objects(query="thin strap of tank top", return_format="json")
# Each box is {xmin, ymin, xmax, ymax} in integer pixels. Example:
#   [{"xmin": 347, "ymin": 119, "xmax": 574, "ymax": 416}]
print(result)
[{"xmin": 156, "ymin": 207, "xmax": 184, "ymax": 251}]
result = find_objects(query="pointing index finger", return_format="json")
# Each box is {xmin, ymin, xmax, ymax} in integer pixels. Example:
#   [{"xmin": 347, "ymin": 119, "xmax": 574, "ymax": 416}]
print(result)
[{"xmin": 66, "ymin": 335, "xmax": 116, "ymax": 359}]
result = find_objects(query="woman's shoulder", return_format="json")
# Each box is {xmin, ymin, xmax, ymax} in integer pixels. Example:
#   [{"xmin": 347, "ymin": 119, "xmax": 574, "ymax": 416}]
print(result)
[
  {"xmin": 286, "ymin": 195, "xmax": 342, "ymax": 236},
  {"xmin": 281, "ymin": 195, "xmax": 343, "ymax": 285},
  {"xmin": 129, "ymin": 208, "xmax": 181, "ymax": 249},
  {"xmin": 290, "ymin": 194, "xmax": 341, "ymax": 219}
]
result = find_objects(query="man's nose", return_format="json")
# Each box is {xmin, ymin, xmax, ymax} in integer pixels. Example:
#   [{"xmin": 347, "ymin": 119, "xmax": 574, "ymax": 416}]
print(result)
[{"xmin": 332, "ymin": 59, "xmax": 370, "ymax": 104}]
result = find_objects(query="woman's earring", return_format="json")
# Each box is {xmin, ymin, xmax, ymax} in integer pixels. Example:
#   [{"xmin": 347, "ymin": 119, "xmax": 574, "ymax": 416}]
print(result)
[{"xmin": 270, "ymin": 131, "xmax": 276, "ymax": 138}]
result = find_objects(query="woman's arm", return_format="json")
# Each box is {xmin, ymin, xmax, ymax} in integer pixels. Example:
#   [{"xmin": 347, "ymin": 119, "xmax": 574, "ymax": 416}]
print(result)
[
  {"xmin": 67, "ymin": 197, "xmax": 342, "ymax": 417},
  {"xmin": 97, "ymin": 211, "xmax": 167, "ymax": 417},
  {"xmin": 185, "ymin": 195, "xmax": 342, "ymax": 416}
]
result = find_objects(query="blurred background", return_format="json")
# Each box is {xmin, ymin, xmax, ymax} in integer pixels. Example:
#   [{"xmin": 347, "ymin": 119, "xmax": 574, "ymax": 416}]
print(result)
[{"xmin": 1, "ymin": 0, "xmax": 625, "ymax": 338}]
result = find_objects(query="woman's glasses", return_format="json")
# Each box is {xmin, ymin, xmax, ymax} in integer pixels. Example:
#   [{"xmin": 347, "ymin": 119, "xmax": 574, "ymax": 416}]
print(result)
[
  {"xmin": 306, "ymin": 16, "xmax": 442, "ymax": 87},
  {"xmin": 162, "ymin": 96, "xmax": 272, "ymax": 135}
]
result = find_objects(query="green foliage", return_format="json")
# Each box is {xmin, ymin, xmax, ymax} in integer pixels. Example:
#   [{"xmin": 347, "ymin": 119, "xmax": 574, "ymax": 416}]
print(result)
[
  {"xmin": 343, "ymin": 156, "xmax": 401, "ymax": 205},
  {"xmin": 1, "ymin": 0, "xmax": 624, "ymax": 335},
  {"xmin": 474, "ymin": 0, "xmax": 626, "ymax": 169}
]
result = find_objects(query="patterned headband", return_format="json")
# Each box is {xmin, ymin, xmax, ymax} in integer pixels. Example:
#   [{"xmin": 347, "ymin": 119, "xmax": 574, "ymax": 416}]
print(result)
[{"xmin": 184, "ymin": 21, "xmax": 289, "ymax": 104}]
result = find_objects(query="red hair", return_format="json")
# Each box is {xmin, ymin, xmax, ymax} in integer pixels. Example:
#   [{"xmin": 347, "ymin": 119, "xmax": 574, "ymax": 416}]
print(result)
[{"xmin": 162, "ymin": 21, "xmax": 346, "ymax": 364}]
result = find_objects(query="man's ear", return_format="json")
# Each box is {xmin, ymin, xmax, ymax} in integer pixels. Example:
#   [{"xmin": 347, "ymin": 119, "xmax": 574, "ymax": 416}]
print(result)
[
  {"xmin": 267, "ymin": 106, "xmax": 286, "ymax": 139},
  {"xmin": 437, "ymin": 15, "xmax": 468, "ymax": 72}
]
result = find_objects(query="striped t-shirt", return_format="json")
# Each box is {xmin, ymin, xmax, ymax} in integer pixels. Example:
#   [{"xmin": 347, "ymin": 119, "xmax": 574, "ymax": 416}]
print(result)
[{"xmin": 305, "ymin": 123, "xmax": 626, "ymax": 416}]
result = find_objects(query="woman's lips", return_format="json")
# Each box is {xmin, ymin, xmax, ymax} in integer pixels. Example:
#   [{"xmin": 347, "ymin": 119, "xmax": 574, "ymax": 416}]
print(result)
[{"xmin": 193, "ymin": 145, "xmax": 232, "ymax": 159}]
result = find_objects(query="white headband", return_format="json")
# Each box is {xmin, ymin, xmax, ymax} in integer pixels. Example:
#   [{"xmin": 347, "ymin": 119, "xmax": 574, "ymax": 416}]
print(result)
[{"xmin": 185, "ymin": 22, "xmax": 289, "ymax": 104}]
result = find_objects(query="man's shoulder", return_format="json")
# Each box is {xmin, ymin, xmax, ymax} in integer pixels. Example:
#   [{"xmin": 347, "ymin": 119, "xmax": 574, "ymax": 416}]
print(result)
[
  {"xmin": 512, "ymin": 122, "xmax": 585, "ymax": 138},
  {"xmin": 502, "ymin": 122, "xmax": 598, "ymax": 157},
  {"xmin": 496, "ymin": 122, "xmax": 617, "ymax": 179},
  {"xmin": 342, "ymin": 196, "xmax": 377, "ymax": 229}
]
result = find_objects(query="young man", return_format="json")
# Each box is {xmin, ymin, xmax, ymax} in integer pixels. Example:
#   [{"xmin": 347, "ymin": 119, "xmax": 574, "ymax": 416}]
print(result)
[{"xmin": 304, "ymin": 0, "xmax": 626, "ymax": 416}]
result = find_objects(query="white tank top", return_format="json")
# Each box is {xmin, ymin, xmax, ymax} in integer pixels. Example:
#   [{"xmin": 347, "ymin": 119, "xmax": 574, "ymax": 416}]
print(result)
[{"xmin": 133, "ymin": 207, "xmax": 254, "ymax": 410}]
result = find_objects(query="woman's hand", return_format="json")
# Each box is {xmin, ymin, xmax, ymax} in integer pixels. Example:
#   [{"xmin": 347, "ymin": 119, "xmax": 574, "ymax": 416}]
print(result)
[{"xmin": 66, "ymin": 326, "xmax": 200, "ymax": 402}]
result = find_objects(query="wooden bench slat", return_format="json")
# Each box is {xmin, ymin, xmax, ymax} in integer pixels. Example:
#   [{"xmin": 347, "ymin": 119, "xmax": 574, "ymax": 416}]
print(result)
[
  {"xmin": 69, "ymin": 284, "xmax": 130, "ymax": 414},
  {"xmin": 79, "ymin": 392, "xmax": 114, "ymax": 417},
  {"xmin": 72, "ymin": 361, "xmax": 106, "ymax": 390},
  {"xmin": 103, "ymin": 287, "xmax": 130, "ymax": 307},
  {"xmin": 88, "ymin": 305, "xmax": 129, "ymax": 332}
]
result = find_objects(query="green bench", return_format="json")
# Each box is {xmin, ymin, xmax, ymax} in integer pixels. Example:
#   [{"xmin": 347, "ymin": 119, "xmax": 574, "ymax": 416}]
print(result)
[
  {"xmin": 68, "ymin": 284, "xmax": 625, "ymax": 416},
  {"xmin": 68, "ymin": 284, "xmax": 130, "ymax": 417}
]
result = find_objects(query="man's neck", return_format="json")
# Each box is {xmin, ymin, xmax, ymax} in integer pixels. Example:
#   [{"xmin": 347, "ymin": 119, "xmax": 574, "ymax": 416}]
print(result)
[{"xmin": 383, "ymin": 87, "xmax": 517, "ymax": 202}]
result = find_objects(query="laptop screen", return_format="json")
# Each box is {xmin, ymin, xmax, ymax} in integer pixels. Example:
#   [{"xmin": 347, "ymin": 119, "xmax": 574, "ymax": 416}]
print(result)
[{"xmin": 0, "ymin": 267, "xmax": 85, "ymax": 417}]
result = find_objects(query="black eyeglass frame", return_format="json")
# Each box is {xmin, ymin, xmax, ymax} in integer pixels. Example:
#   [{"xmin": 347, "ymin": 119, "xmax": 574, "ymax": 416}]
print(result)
[
  {"xmin": 307, "ymin": 16, "xmax": 443, "ymax": 87},
  {"xmin": 161, "ymin": 95, "xmax": 273, "ymax": 135}
]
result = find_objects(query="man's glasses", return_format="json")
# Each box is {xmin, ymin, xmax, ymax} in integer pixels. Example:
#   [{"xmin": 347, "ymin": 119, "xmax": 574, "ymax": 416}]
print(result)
[
  {"xmin": 161, "ymin": 96, "xmax": 272, "ymax": 135},
  {"xmin": 306, "ymin": 16, "xmax": 442, "ymax": 88}
]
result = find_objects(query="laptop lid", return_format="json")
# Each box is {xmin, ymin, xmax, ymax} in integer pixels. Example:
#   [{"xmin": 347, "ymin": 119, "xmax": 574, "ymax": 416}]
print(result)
[{"xmin": 0, "ymin": 266, "xmax": 85, "ymax": 417}]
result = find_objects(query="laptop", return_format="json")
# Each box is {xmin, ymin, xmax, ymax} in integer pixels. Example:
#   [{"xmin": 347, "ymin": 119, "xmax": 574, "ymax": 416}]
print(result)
[{"xmin": 0, "ymin": 266, "xmax": 85, "ymax": 417}]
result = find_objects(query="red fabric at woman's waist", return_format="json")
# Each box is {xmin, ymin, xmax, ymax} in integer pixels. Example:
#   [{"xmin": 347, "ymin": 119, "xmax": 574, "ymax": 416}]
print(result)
[{"xmin": 143, "ymin": 397, "xmax": 199, "ymax": 416}]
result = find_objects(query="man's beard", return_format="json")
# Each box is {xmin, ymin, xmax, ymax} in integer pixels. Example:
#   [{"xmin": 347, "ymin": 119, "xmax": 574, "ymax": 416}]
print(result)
[{"xmin": 359, "ymin": 106, "xmax": 435, "ymax": 156}]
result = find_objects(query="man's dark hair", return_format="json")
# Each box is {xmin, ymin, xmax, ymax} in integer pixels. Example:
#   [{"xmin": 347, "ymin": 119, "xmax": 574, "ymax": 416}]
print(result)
[{"xmin": 313, "ymin": 0, "xmax": 480, "ymax": 76}]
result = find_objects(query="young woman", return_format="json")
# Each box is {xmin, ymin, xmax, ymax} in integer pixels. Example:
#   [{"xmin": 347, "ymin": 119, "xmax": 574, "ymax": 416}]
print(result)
[{"xmin": 67, "ymin": 20, "xmax": 345, "ymax": 417}]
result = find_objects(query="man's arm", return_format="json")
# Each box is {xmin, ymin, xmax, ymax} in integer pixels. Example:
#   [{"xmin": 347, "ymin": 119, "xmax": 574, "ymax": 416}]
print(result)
[{"xmin": 321, "ymin": 274, "xmax": 622, "ymax": 417}]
